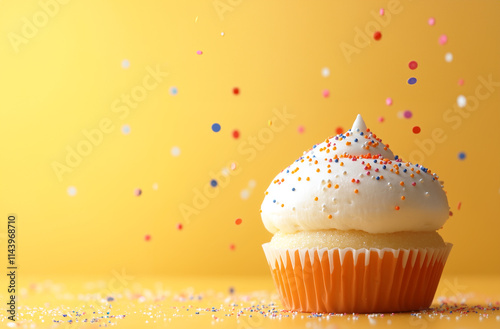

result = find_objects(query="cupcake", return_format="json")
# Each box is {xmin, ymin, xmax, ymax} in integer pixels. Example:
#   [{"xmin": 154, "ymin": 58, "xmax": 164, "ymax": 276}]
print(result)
[{"xmin": 260, "ymin": 115, "xmax": 452, "ymax": 313}]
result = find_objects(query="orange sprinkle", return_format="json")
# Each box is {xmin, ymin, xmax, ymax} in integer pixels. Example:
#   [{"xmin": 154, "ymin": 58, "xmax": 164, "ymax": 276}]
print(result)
[
  {"xmin": 380, "ymin": 175, "xmax": 384, "ymax": 179},
  {"xmin": 401, "ymin": 196, "xmax": 406, "ymax": 200},
  {"xmin": 327, "ymin": 183, "xmax": 332, "ymax": 188},
  {"xmin": 351, "ymin": 178, "xmax": 356, "ymax": 183},
  {"xmin": 327, "ymin": 164, "xmax": 331, "ymax": 168},
  {"xmin": 316, "ymin": 168, "xmax": 320, "ymax": 172},
  {"xmin": 328, "ymin": 215, "xmax": 332, "ymax": 219},
  {"xmin": 400, "ymin": 181, "xmax": 404, "ymax": 186},
  {"xmin": 298, "ymin": 177, "xmax": 302, "ymax": 181},
  {"xmin": 346, "ymin": 141, "xmax": 351, "ymax": 146},
  {"xmin": 333, "ymin": 146, "xmax": 337, "ymax": 150},
  {"xmin": 328, "ymin": 169, "xmax": 331, "ymax": 173},
  {"xmin": 265, "ymin": 191, "xmax": 268, "ymax": 195},
  {"xmin": 410, "ymin": 174, "xmax": 414, "ymax": 178},
  {"xmin": 416, "ymin": 170, "xmax": 421, "ymax": 174},
  {"xmin": 306, "ymin": 177, "xmax": 310, "ymax": 181},
  {"xmin": 314, "ymin": 197, "xmax": 318, "ymax": 201},
  {"xmin": 354, "ymin": 189, "xmax": 359, "ymax": 194},
  {"xmin": 314, "ymin": 160, "xmax": 318, "ymax": 164},
  {"xmin": 395, "ymin": 206, "xmax": 400, "ymax": 210},
  {"xmin": 326, "ymin": 149, "xmax": 330, "ymax": 153},
  {"xmin": 340, "ymin": 162, "xmax": 344, "ymax": 166},
  {"xmin": 334, "ymin": 184, "xmax": 339, "ymax": 189},
  {"xmin": 281, "ymin": 204, "xmax": 284, "ymax": 207}
]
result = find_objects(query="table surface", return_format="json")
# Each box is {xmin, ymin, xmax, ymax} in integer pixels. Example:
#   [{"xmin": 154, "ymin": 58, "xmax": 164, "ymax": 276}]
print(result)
[{"xmin": 2, "ymin": 275, "xmax": 499, "ymax": 328}]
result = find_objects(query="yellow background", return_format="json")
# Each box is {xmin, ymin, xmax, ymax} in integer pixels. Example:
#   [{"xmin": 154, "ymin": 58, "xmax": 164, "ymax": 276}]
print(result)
[{"xmin": 1, "ymin": 0, "xmax": 499, "ymax": 279}]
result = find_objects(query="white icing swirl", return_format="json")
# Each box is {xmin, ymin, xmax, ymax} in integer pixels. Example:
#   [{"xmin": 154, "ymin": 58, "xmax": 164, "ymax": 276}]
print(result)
[{"xmin": 260, "ymin": 115, "xmax": 449, "ymax": 234}]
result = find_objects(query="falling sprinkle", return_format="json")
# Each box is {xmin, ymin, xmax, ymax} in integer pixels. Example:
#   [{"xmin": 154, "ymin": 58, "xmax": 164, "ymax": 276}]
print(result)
[
  {"xmin": 121, "ymin": 59, "xmax": 130, "ymax": 69},
  {"xmin": 379, "ymin": 8, "xmax": 384, "ymax": 16},
  {"xmin": 121, "ymin": 124, "xmax": 131, "ymax": 135},
  {"xmin": 212, "ymin": 123, "xmax": 221, "ymax": 132},
  {"xmin": 67, "ymin": 186, "xmax": 77, "ymax": 196},
  {"xmin": 458, "ymin": 152, "xmax": 466, "ymax": 160},
  {"xmin": 195, "ymin": 16, "xmax": 198, "ymax": 23},
  {"xmin": 232, "ymin": 130, "xmax": 240, "ymax": 139},
  {"xmin": 321, "ymin": 67, "xmax": 330, "ymax": 77},
  {"xmin": 403, "ymin": 110, "xmax": 413, "ymax": 119},
  {"xmin": 408, "ymin": 61, "xmax": 418, "ymax": 70},
  {"xmin": 221, "ymin": 32, "xmax": 225, "ymax": 36},
  {"xmin": 457, "ymin": 95, "xmax": 467, "ymax": 108},
  {"xmin": 378, "ymin": 117, "xmax": 384, "ymax": 123},
  {"xmin": 445, "ymin": 52, "xmax": 453, "ymax": 62},
  {"xmin": 458, "ymin": 79, "xmax": 464, "ymax": 86},
  {"xmin": 322, "ymin": 89, "xmax": 330, "ymax": 98},
  {"xmin": 395, "ymin": 206, "xmax": 400, "ymax": 210},
  {"xmin": 196, "ymin": 50, "xmax": 203, "ymax": 55},
  {"xmin": 134, "ymin": 188, "xmax": 142, "ymax": 196},
  {"xmin": 235, "ymin": 218, "xmax": 243, "ymax": 225},
  {"xmin": 457, "ymin": 202, "xmax": 462, "ymax": 210},
  {"xmin": 210, "ymin": 179, "xmax": 218, "ymax": 187},
  {"xmin": 152, "ymin": 183, "xmax": 158, "ymax": 190},
  {"xmin": 439, "ymin": 34, "xmax": 448, "ymax": 45},
  {"xmin": 268, "ymin": 120, "xmax": 273, "ymax": 126},
  {"xmin": 240, "ymin": 189, "xmax": 250, "ymax": 200},
  {"xmin": 229, "ymin": 243, "xmax": 236, "ymax": 250},
  {"xmin": 335, "ymin": 127, "xmax": 343, "ymax": 134},
  {"xmin": 412, "ymin": 126, "xmax": 421, "ymax": 134},
  {"xmin": 144, "ymin": 234, "xmax": 151, "ymax": 241},
  {"xmin": 170, "ymin": 86, "xmax": 178, "ymax": 95},
  {"xmin": 248, "ymin": 179, "xmax": 257, "ymax": 188},
  {"xmin": 297, "ymin": 125, "xmax": 305, "ymax": 134},
  {"xmin": 233, "ymin": 87, "xmax": 240, "ymax": 95},
  {"xmin": 177, "ymin": 223, "xmax": 183, "ymax": 230},
  {"xmin": 408, "ymin": 77, "xmax": 417, "ymax": 85},
  {"xmin": 230, "ymin": 162, "xmax": 237, "ymax": 171},
  {"xmin": 373, "ymin": 31, "xmax": 382, "ymax": 41},
  {"xmin": 386, "ymin": 97, "xmax": 393, "ymax": 106},
  {"xmin": 428, "ymin": 17, "xmax": 435, "ymax": 26},
  {"xmin": 171, "ymin": 146, "xmax": 181, "ymax": 157}
]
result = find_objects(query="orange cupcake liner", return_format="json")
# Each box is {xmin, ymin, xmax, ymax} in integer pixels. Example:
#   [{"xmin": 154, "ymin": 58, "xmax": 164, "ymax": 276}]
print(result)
[{"xmin": 262, "ymin": 243, "xmax": 452, "ymax": 313}]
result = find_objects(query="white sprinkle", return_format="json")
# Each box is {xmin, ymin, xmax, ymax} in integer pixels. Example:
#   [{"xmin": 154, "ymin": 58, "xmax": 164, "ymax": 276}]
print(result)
[
  {"xmin": 445, "ymin": 52, "xmax": 453, "ymax": 62},
  {"xmin": 171, "ymin": 146, "xmax": 181, "ymax": 157},
  {"xmin": 457, "ymin": 95, "xmax": 467, "ymax": 108},
  {"xmin": 321, "ymin": 67, "xmax": 330, "ymax": 77}
]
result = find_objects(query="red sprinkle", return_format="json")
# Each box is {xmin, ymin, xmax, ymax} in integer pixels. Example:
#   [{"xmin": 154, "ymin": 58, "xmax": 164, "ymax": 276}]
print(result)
[
  {"xmin": 409, "ymin": 61, "xmax": 418, "ymax": 70},
  {"xmin": 229, "ymin": 243, "xmax": 236, "ymax": 250},
  {"xmin": 235, "ymin": 218, "xmax": 243, "ymax": 225},
  {"xmin": 457, "ymin": 202, "xmax": 462, "ymax": 210},
  {"xmin": 233, "ymin": 87, "xmax": 240, "ymax": 95},
  {"xmin": 373, "ymin": 31, "xmax": 382, "ymax": 41},
  {"xmin": 176, "ymin": 223, "xmax": 183, "ymax": 230},
  {"xmin": 232, "ymin": 130, "xmax": 240, "ymax": 139},
  {"xmin": 412, "ymin": 126, "xmax": 421, "ymax": 134},
  {"xmin": 144, "ymin": 234, "xmax": 151, "ymax": 241}
]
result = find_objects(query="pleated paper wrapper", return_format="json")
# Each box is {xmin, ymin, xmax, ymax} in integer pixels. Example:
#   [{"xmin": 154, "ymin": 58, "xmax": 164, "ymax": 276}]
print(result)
[{"xmin": 262, "ymin": 242, "xmax": 452, "ymax": 313}]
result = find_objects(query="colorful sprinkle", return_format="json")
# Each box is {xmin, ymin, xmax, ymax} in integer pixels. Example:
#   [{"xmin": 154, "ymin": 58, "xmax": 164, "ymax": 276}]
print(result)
[
  {"xmin": 408, "ymin": 77, "xmax": 417, "ymax": 85},
  {"xmin": 67, "ymin": 186, "xmax": 77, "ymax": 196},
  {"xmin": 321, "ymin": 67, "xmax": 330, "ymax": 77},
  {"xmin": 428, "ymin": 17, "xmax": 435, "ymax": 26},
  {"xmin": 121, "ymin": 124, "xmax": 131, "ymax": 135},
  {"xmin": 176, "ymin": 223, "xmax": 183, "ymax": 230},
  {"xmin": 458, "ymin": 152, "xmax": 466, "ymax": 160},
  {"xmin": 373, "ymin": 31, "xmax": 382, "ymax": 41},
  {"xmin": 408, "ymin": 61, "xmax": 418, "ymax": 70},
  {"xmin": 210, "ymin": 179, "xmax": 218, "ymax": 187},
  {"xmin": 322, "ymin": 89, "xmax": 330, "ymax": 98},
  {"xmin": 171, "ymin": 146, "xmax": 181, "ymax": 157},
  {"xmin": 403, "ymin": 110, "xmax": 413, "ymax": 119},
  {"xmin": 458, "ymin": 79, "xmax": 464, "ymax": 86},
  {"xmin": 335, "ymin": 127, "xmax": 343, "ymax": 134},
  {"xmin": 229, "ymin": 243, "xmax": 236, "ymax": 250},
  {"xmin": 379, "ymin": 8, "xmax": 384, "ymax": 16},
  {"xmin": 439, "ymin": 34, "xmax": 448, "ymax": 45},
  {"xmin": 386, "ymin": 97, "xmax": 393, "ymax": 106},
  {"xmin": 297, "ymin": 125, "xmax": 305, "ymax": 134},
  {"xmin": 134, "ymin": 188, "xmax": 142, "ymax": 196},
  {"xmin": 170, "ymin": 86, "xmax": 178, "ymax": 95},
  {"xmin": 445, "ymin": 52, "xmax": 453, "ymax": 62},
  {"xmin": 121, "ymin": 59, "xmax": 130, "ymax": 69},
  {"xmin": 212, "ymin": 123, "xmax": 221, "ymax": 132},
  {"xmin": 232, "ymin": 130, "xmax": 240, "ymax": 139},
  {"xmin": 196, "ymin": 50, "xmax": 203, "ymax": 55},
  {"xmin": 235, "ymin": 218, "xmax": 242, "ymax": 225},
  {"xmin": 378, "ymin": 116, "xmax": 384, "ymax": 123},
  {"xmin": 144, "ymin": 234, "xmax": 151, "ymax": 241},
  {"xmin": 395, "ymin": 206, "xmax": 400, "ymax": 210},
  {"xmin": 457, "ymin": 95, "xmax": 467, "ymax": 108},
  {"xmin": 233, "ymin": 87, "xmax": 240, "ymax": 95},
  {"xmin": 412, "ymin": 126, "xmax": 421, "ymax": 134}
]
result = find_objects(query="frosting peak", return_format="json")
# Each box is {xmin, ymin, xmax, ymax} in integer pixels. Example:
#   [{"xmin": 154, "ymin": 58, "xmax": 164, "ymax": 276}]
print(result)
[
  {"xmin": 260, "ymin": 115, "xmax": 450, "ymax": 234},
  {"xmin": 351, "ymin": 114, "xmax": 367, "ymax": 132}
]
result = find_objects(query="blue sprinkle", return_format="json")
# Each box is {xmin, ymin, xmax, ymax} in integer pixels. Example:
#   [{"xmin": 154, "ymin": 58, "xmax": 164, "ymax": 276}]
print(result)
[
  {"xmin": 458, "ymin": 152, "xmax": 466, "ymax": 160},
  {"xmin": 360, "ymin": 132, "xmax": 364, "ymax": 135},
  {"xmin": 403, "ymin": 169, "xmax": 407, "ymax": 172},
  {"xmin": 210, "ymin": 179, "xmax": 218, "ymax": 187},
  {"xmin": 211, "ymin": 123, "xmax": 221, "ymax": 132},
  {"xmin": 313, "ymin": 145, "xmax": 317, "ymax": 148},
  {"xmin": 292, "ymin": 188, "xmax": 296, "ymax": 191},
  {"xmin": 382, "ymin": 165, "xmax": 386, "ymax": 169},
  {"xmin": 335, "ymin": 159, "xmax": 339, "ymax": 163},
  {"xmin": 107, "ymin": 297, "xmax": 114, "ymax": 302},
  {"xmin": 273, "ymin": 200, "xmax": 276, "ymax": 203},
  {"xmin": 373, "ymin": 160, "xmax": 377, "ymax": 163},
  {"xmin": 170, "ymin": 86, "xmax": 178, "ymax": 95},
  {"xmin": 395, "ymin": 155, "xmax": 399, "ymax": 160},
  {"xmin": 376, "ymin": 176, "xmax": 380, "ymax": 180},
  {"xmin": 398, "ymin": 163, "xmax": 402, "ymax": 167},
  {"xmin": 408, "ymin": 77, "xmax": 417, "ymax": 85},
  {"xmin": 354, "ymin": 138, "xmax": 358, "ymax": 142},
  {"xmin": 286, "ymin": 170, "xmax": 289, "ymax": 173}
]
